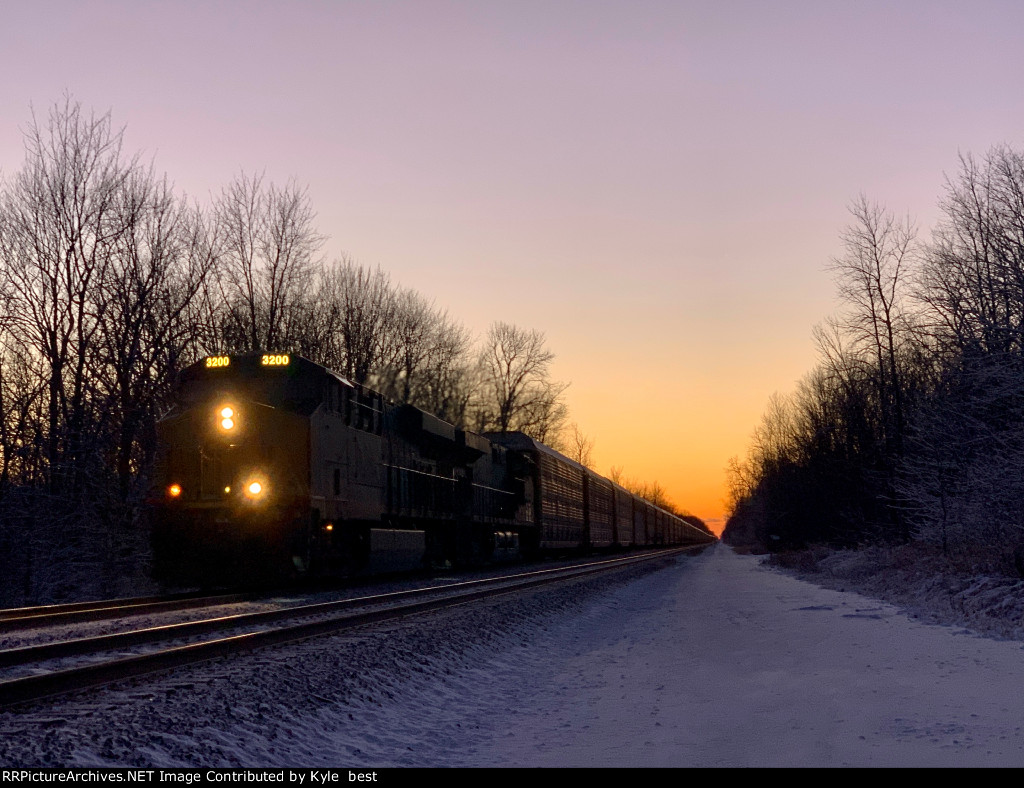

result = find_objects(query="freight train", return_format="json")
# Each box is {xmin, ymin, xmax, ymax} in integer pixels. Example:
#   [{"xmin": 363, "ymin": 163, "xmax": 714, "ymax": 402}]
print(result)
[{"xmin": 150, "ymin": 352, "xmax": 714, "ymax": 584}]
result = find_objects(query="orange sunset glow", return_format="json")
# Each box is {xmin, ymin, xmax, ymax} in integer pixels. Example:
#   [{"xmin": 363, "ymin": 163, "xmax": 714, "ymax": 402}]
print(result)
[{"xmin": 3, "ymin": 1, "xmax": 1022, "ymax": 536}]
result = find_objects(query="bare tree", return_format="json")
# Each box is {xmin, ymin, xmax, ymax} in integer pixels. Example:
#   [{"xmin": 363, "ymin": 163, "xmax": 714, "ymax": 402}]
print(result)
[
  {"xmin": 0, "ymin": 97, "xmax": 212, "ymax": 600},
  {"xmin": 214, "ymin": 172, "xmax": 324, "ymax": 352},
  {"xmin": 375, "ymin": 287, "xmax": 440, "ymax": 404},
  {"xmin": 565, "ymin": 422, "xmax": 594, "ymax": 468},
  {"xmin": 831, "ymin": 195, "xmax": 917, "ymax": 460},
  {"xmin": 305, "ymin": 257, "xmax": 395, "ymax": 383},
  {"xmin": 0, "ymin": 338, "xmax": 47, "ymax": 492},
  {"xmin": 897, "ymin": 353, "xmax": 1024, "ymax": 565},
  {"xmin": 383, "ymin": 298, "xmax": 474, "ymax": 426},
  {"xmin": 413, "ymin": 311, "xmax": 473, "ymax": 426},
  {"xmin": 0, "ymin": 98, "xmax": 138, "ymax": 496},
  {"xmin": 724, "ymin": 455, "xmax": 754, "ymax": 518},
  {"xmin": 639, "ymin": 480, "xmax": 670, "ymax": 510},
  {"xmin": 919, "ymin": 146, "xmax": 1024, "ymax": 356},
  {"xmin": 473, "ymin": 321, "xmax": 568, "ymax": 439},
  {"xmin": 96, "ymin": 181, "xmax": 217, "ymax": 502},
  {"xmin": 608, "ymin": 465, "xmax": 679, "ymax": 514}
]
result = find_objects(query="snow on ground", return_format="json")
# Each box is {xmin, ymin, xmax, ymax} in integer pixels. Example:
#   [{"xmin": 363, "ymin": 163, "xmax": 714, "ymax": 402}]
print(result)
[
  {"xmin": 765, "ymin": 540, "xmax": 1024, "ymax": 642},
  {"xmin": 4, "ymin": 543, "xmax": 1024, "ymax": 767}
]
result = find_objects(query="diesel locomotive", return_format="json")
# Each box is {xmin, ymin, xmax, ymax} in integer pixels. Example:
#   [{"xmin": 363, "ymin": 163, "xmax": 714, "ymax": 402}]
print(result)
[{"xmin": 150, "ymin": 352, "xmax": 714, "ymax": 584}]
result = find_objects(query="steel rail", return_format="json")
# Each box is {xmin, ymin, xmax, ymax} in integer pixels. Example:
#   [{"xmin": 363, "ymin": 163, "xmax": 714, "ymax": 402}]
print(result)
[
  {"xmin": 0, "ymin": 592, "xmax": 256, "ymax": 632},
  {"xmin": 0, "ymin": 548, "xmax": 687, "ymax": 668},
  {"xmin": 0, "ymin": 547, "xmax": 695, "ymax": 708}
]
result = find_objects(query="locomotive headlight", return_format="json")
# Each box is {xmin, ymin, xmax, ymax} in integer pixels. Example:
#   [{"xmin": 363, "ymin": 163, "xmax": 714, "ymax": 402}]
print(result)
[
  {"xmin": 218, "ymin": 405, "xmax": 236, "ymax": 431},
  {"xmin": 245, "ymin": 480, "xmax": 265, "ymax": 498},
  {"xmin": 168, "ymin": 484, "xmax": 182, "ymax": 498}
]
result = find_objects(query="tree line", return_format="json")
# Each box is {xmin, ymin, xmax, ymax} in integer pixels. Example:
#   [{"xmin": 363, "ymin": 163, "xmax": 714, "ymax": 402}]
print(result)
[
  {"xmin": 725, "ymin": 144, "xmax": 1024, "ymax": 574},
  {"xmin": 0, "ymin": 98, "xmax": 688, "ymax": 603}
]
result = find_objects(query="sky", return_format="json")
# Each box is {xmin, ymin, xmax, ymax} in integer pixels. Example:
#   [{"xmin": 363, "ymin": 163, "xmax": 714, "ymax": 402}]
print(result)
[
  {"xmin": 3, "ymin": 1, "xmax": 1024, "ymax": 533},
  {"xmin": 5, "ymin": 543, "xmax": 1024, "ymax": 767}
]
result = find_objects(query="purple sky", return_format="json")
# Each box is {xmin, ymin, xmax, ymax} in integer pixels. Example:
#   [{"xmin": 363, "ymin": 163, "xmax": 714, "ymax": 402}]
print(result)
[{"xmin": 3, "ymin": 0, "xmax": 1024, "ymax": 530}]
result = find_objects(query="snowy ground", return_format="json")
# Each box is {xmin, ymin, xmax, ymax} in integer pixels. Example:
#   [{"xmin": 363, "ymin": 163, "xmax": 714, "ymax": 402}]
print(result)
[
  {"xmin": 4, "ymin": 542, "xmax": 1024, "ymax": 767},
  {"xmin": 764, "ymin": 540, "xmax": 1024, "ymax": 642}
]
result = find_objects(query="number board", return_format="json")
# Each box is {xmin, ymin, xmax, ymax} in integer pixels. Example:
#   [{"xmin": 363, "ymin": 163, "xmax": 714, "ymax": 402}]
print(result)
[{"xmin": 261, "ymin": 354, "xmax": 290, "ymax": 367}]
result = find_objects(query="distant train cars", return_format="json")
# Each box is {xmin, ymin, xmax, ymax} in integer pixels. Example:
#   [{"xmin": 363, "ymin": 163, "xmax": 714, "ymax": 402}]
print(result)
[
  {"xmin": 150, "ymin": 353, "xmax": 715, "ymax": 584},
  {"xmin": 485, "ymin": 433, "xmax": 711, "ymax": 553}
]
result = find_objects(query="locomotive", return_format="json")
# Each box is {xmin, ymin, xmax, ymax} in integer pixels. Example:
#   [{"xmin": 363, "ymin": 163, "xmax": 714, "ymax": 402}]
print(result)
[{"xmin": 150, "ymin": 352, "xmax": 714, "ymax": 584}]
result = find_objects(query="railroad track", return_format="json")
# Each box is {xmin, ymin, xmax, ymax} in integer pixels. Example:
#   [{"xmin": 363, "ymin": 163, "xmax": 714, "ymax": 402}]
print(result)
[
  {"xmin": 0, "ymin": 590, "xmax": 257, "ymax": 632},
  {"xmin": 0, "ymin": 547, "xmax": 694, "ymax": 708}
]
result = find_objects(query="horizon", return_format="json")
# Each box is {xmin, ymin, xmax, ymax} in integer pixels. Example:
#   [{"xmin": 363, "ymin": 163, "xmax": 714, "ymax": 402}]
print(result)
[{"xmin": 4, "ymin": 0, "xmax": 1024, "ymax": 535}]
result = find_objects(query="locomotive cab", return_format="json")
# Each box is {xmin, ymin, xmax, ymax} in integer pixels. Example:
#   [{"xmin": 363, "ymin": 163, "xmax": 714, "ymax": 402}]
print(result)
[{"xmin": 152, "ymin": 353, "xmax": 317, "ymax": 583}]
